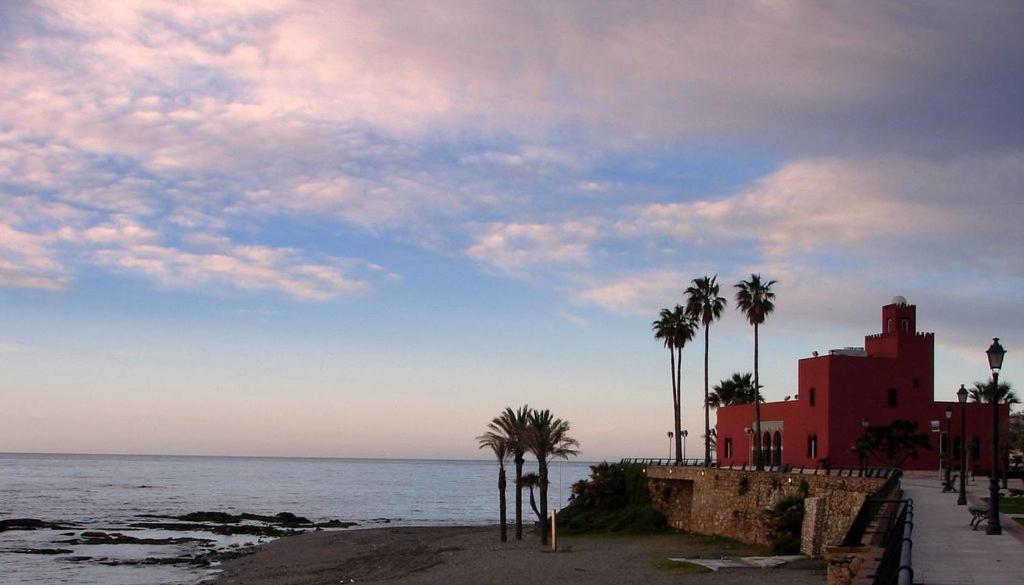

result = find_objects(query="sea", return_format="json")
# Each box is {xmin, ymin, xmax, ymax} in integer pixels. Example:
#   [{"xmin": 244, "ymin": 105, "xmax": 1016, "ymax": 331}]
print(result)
[{"xmin": 0, "ymin": 453, "xmax": 596, "ymax": 585}]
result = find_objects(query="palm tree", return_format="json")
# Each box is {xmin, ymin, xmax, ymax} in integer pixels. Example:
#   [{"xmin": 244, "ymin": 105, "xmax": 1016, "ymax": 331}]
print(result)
[
  {"xmin": 525, "ymin": 409, "xmax": 579, "ymax": 545},
  {"xmin": 685, "ymin": 275, "xmax": 727, "ymax": 465},
  {"xmin": 487, "ymin": 405, "xmax": 531, "ymax": 540},
  {"xmin": 476, "ymin": 430, "xmax": 510, "ymax": 542},
  {"xmin": 653, "ymin": 305, "xmax": 696, "ymax": 463},
  {"xmin": 708, "ymin": 372, "xmax": 762, "ymax": 408},
  {"xmin": 969, "ymin": 380, "xmax": 1020, "ymax": 404},
  {"xmin": 520, "ymin": 472, "xmax": 543, "ymax": 523},
  {"xmin": 734, "ymin": 274, "xmax": 777, "ymax": 471}
]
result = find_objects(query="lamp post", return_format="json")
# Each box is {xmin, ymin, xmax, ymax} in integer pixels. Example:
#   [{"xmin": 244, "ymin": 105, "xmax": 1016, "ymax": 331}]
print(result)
[
  {"xmin": 681, "ymin": 430, "xmax": 689, "ymax": 460},
  {"xmin": 666, "ymin": 431, "xmax": 674, "ymax": 461},
  {"xmin": 860, "ymin": 417, "xmax": 870, "ymax": 471},
  {"xmin": 744, "ymin": 427, "xmax": 753, "ymax": 467},
  {"xmin": 957, "ymin": 384, "xmax": 968, "ymax": 505},
  {"xmin": 944, "ymin": 405, "xmax": 953, "ymax": 488},
  {"xmin": 985, "ymin": 337, "xmax": 1005, "ymax": 536}
]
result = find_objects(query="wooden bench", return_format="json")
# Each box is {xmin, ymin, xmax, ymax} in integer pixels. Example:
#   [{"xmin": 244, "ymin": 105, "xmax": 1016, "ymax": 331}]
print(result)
[{"xmin": 968, "ymin": 506, "xmax": 988, "ymax": 530}]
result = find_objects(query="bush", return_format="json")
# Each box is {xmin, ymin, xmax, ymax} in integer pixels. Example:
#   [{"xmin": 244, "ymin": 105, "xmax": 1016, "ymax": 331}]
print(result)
[
  {"xmin": 558, "ymin": 462, "xmax": 667, "ymax": 534},
  {"xmin": 762, "ymin": 495, "xmax": 804, "ymax": 554}
]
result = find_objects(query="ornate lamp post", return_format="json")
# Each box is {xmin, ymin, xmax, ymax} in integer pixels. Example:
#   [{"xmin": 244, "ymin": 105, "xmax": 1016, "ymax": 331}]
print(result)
[
  {"xmin": 944, "ymin": 405, "xmax": 953, "ymax": 488},
  {"xmin": 681, "ymin": 430, "xmax": 689, "ymax": 460},
  {"xmin": 860, "ymin": 417, "xmax": 870, "ymax": 471},
  {"xmin": 957, "ymin": 384, "xmax": 968, "ymax": 505},
  {"xmin": 666, "ymin": 431, "xmax": 674, "ymax": 460},
  {"xmin": 985, "ymin": 337, "xmax": 1005, "ymax": 535}
]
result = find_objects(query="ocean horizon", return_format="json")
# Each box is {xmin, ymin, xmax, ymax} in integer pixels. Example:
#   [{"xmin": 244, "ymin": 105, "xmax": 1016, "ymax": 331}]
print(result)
[{"xmin": 0, "ymin": 452, "xmax": 596, "ymax": 584}]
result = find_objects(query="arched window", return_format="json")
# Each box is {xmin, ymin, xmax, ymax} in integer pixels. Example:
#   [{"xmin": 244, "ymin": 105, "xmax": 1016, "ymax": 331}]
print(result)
[
  {"xmin": 901, "ymin": 319, "xmax": 909, "ymax": 331},
  {"xmin": 887, "ymin": 318, "xmax": 893, "ymax": 332},
  {"xmin": 806, "ymin": 434, "xmax": 817, "ymax": 459},
  {"xmin": 888, "ymin": 388, "xmax": 898, "ymax": 408},
  {"xmin": 724, "ymin": 438, "xmax": 733, "ymax": 458},
  {"xmin": 772, "ymin": 432, "xmax": 783, "ymax": 466},
  {"xmin": 762, "ymin": 432, "xmax": 772, "ymax": 465},
  {"xmin": 809, "ymin": 387, "xmax": 816, "ymax": 406}
]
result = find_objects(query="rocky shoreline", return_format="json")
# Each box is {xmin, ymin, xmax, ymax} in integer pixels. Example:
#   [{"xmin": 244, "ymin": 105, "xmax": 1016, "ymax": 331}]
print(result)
[{"xmin": 0, "ymin": 510, "xmax": 361, "ymax": 570}]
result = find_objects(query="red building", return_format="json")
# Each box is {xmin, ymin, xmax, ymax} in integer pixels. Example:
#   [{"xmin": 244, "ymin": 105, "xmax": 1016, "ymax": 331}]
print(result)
[{"xmin": 715, "ymin": 297, "xmax": 1007, "ymax": 471}]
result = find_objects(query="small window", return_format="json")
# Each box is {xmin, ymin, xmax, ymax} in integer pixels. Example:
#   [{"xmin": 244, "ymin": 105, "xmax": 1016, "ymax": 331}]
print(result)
[
  {"xmin": 913, "ymin": 378, "xmax": 920, "ymax": 388},
  {"xmin": 888, "ymin": 388, "xmax": 898, "ymax": 408},
  {"xmin": 809, "ymin": 387, "xmax": 816, "ymax": 406},
  {"xmin": 887, "ymin": 318, "xmax": 893, "ymax": 332},
  {"xmin": 901, "ymin": 319, "xmax": 909, "ymax": 331},
  {"xmin": 806, "ymin": 435, "xmax": 818, "ymax": 459},
  {"xmin": 724, "ymin": 438, "xmax": 733, "ymax": 458}
]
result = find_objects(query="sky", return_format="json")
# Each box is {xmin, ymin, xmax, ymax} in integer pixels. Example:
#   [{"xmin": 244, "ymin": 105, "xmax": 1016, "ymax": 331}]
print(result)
[{"xmin": 1, "ymin": 1, "xmax": 1022, "ymax": 460}]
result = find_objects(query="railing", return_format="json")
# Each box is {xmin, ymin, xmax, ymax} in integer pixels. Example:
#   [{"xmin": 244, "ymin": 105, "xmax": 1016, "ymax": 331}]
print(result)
[
  {"xmin": 871, "ymin": 499, "xmax": 913, "ymax": 585},
  {"xmin": 620, "ymin": 458, "xmax": 896, "ymax": 478}
]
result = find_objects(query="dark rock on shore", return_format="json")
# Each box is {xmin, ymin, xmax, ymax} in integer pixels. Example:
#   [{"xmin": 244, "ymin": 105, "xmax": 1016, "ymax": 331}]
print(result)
[
  {"xmin": 129, "ymin": 521, "xmax": 293, "ymax": 537},
  {"xmin": 57, "ymin": 531, "xmax": 215, "ymax": 545},
  {"xmin": 0, "ymin": 518, "xmax": 79, "ymax": 532},
  {"xmin": 6, "ymin": 547, "xmax": 74, "ymax": 555},
  {"xmin": 135, "ymin": 510, "xmax": 357, "ymax": 532}
]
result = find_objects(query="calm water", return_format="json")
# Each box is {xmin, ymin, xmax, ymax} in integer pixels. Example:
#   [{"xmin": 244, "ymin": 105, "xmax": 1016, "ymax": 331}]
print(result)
[{"xmin": 0, "ymin": 453, "xmax": 594, "ymax": 584}]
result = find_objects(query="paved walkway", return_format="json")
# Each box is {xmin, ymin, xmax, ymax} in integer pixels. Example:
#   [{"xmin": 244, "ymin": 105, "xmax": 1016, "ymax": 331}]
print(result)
[{"xmin": 901, "ymin": 472, "xmax": 1022, "ymax": 585}]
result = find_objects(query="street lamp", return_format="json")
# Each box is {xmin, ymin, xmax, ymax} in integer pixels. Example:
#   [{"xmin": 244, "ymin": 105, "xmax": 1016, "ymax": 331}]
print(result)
[
  {"xmin": 681, "ymin": 430, "xmax": 689, "ymax": 460},
  {"xmin": 957, "ymin": 384, "xmax": 969, "ymax": 505},
  {"xmin": 744, "ymin": 427, "xmax": 753, "ymax": 467},
  {"xmin": 666, "ymin": 431, "xmax": 674, "ymax": 461},
  {"xmin": 860, "ymin": 418, "xmax": 870, "ymax": 472},
  {"xmin": 944, "ymin": 405, "xmax": 953, "ymax": 489},
  {"xmin": 985, "ymin": 337, "xmax": 1005, "ymax": 535}
]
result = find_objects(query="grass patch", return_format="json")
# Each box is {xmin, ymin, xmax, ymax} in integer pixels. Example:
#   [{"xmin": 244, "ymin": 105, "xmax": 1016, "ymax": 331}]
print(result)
[
  {"xmin": 651, "ymin": 558, "xmax": 711, "ymax": 573},
  {"xmin": 687, "ymin": 533, "xmax": 771, "ymax": 558},
  {"xmin": 980, "ymin": 497, "xmax": 1024, "ymax": 514}
]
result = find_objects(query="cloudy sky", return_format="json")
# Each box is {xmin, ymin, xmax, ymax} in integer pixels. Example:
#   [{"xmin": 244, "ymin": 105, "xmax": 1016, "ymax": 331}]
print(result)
[{"xmin": 1, "ymin": 1, "xmax": 1022, "ymax": 459}]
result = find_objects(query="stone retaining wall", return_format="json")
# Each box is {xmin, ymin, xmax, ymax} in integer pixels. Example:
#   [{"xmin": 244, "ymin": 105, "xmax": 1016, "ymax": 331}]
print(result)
[{"xmin": 644, "ymin": 466, "xmax": 884, "ymax": 555}]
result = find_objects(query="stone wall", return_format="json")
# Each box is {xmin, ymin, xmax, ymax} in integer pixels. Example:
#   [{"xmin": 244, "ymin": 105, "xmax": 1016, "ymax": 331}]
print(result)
[{"xmin": 645, "ymin": 467, "xmax": 884, "ymax": 555}]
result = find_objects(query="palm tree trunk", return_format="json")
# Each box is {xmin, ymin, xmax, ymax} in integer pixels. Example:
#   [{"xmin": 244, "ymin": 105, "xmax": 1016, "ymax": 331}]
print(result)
[
  {"xmin": 704, "ymin": 324, "xmax": 711, "ymax": 466},
  {"xmin": 670, "ymin": 348, "xmax": 681, "ymax": 463},
  {"xmin": 675, "ymin": 347, "xmax": 683, "ymax": 463},
  {"xmin": 513, "ymin": 455, "xmax": 524, "ymax": 540},
  {"xmin": 754, "ymin": 323, "xmax": 763, "ymax": 471},
  {"xmin": 498, "ymin": 467, "xmax": 507, "ymax": 542},
  {"xmin": 538, "ymin": 459, "xmax": 549, "ymax": 545}
]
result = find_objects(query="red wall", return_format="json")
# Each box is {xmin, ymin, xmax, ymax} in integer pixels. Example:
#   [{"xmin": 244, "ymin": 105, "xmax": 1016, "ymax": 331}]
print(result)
[{"xmin": 715, "ymin": 302, "xmax": 1009, "ymax": 472}]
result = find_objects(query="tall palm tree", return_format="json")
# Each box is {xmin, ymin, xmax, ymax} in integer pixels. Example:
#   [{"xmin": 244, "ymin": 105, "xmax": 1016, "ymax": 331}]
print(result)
[
  {"xmin": 653, "ymin": 306, "xmax": 696, "ymax": 463},
  {"xmin": 476, "ymin": 430, "xmax": 510, "ymax": 542},
  {"xmin": 525, "ymin": 409, "xmax": 579, "ymax": 546},
  {"xmin": 708, "ymin": 372, "xmax": 762, "ymax": 408},
  {"xmin": 735, "ymin": 274, "xmax": 777, "ymax": 471},
  {"xmin": 487, "ymin": 405, "xmax": 531, "ymax": 540},
  {"xmin": 685, "ymin": 275, "xmax": 727, "ymax": 466},
  {"xmin": 969, "ymin": 380, "xmax": 1020, "ymax": 404}
]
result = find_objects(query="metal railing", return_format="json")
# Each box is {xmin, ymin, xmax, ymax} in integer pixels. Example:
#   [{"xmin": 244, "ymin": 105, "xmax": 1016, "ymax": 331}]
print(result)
[
  {"xmin": 620, "ymin": 458, "xmax": 896, "ymax": 478},
  {"xmin": 871, "ymin": 499, "xmax": 913, "ymax": 585}
]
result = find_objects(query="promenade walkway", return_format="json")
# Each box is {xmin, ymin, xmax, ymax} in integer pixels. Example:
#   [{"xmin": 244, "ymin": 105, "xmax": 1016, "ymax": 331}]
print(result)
[{"xmin": 900, "ymin": 471, "xmax": 1022, "ymax": 584}]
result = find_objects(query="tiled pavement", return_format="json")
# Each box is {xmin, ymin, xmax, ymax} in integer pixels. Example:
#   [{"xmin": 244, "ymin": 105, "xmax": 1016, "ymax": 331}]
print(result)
[{"xmin": 900, "ymin": 472, "xmax": 1022, "ymax": 585}]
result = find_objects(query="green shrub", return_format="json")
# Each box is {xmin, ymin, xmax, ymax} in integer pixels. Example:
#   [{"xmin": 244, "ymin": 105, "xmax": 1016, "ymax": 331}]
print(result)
[
  {"xmin": 558, "ymin": 462, "xmax": 668, "ymax": 534},
  {"xmin": 763, "ymin": 495, "xmax": 804, "ymax": 554}
]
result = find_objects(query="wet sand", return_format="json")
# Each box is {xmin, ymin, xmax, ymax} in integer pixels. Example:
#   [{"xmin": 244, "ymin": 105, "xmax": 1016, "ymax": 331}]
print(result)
[{"xmin": 214, "ymin": 526, "xmax": 826, "ymax": 584}]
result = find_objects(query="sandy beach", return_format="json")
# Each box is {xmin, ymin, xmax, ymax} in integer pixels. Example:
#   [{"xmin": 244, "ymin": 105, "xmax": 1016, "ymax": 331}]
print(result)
[{"xmin": 213, "ymin": 526, "xmax": 826, "ymax": 585}]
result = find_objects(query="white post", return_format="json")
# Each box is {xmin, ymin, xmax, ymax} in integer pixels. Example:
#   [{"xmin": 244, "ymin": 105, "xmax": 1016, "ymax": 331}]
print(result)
[{"xmin": 550, "ymin": 510, "xmax": 557, "ymax": 551}]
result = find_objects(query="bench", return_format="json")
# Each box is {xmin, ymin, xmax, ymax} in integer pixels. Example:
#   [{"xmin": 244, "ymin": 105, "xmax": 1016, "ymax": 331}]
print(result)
[{"xmin": 968, "ymin": 506, "xmax": 988, "ymax": 530}]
